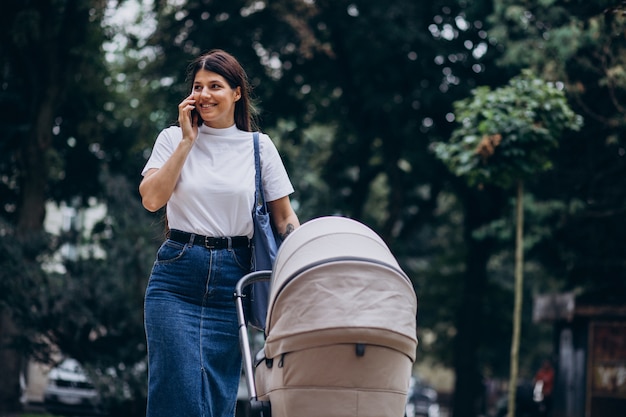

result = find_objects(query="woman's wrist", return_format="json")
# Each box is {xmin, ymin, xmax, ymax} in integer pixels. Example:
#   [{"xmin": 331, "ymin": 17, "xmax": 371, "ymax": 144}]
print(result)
[{"xmin": 179, "ymin": 136, "xmax": 195, "ymax": 148}]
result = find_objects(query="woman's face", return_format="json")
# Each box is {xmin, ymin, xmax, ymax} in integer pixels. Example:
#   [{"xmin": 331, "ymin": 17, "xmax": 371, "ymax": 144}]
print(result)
[{"xmin": 192, "ymin": 69, "xmax": 241, "ymax": 129}]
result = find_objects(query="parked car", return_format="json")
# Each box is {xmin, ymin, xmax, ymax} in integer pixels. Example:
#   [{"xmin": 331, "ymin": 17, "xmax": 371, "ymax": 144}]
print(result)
[
  {"xmin": 405, "ymin": 375, "xmax": 440, "ymax": 417},
  {"xmin": 43, "ymin": 358, "xmax": 104, "ymax": 416}
]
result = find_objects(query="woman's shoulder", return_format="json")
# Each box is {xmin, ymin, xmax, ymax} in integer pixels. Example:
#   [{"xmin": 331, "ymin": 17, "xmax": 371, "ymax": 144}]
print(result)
[
  {"xmin": 256, "ymin": 132, "xmax": 283, "ymax": 164},
  {"xmin": 256, "ymin": 131, "xmax": 277, "ymax": 148},
  {"xmin": 161, "ymin": 125, "xmax": 183, "ymax": 137},
  {"xmin": 155, "ymin": 125, "xmax": 182, "ymax": 143}
]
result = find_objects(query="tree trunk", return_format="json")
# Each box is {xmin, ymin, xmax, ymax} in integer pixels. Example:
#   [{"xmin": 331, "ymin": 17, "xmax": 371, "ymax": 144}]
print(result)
[
  {"xmin": 0, "ymin": 312, "xmax": 23, "ymax": 414},
  {"xmin": 452, "ymin": 185, "xmax": 502, "ymax": 417},
  {"xmin": 0, "ymin": 100, "xmax": 54, "ymax": 416},
  {"xmin": 507, "ymin": 180, "xmax": 525, "ymax": 417},
  {"xmin": 1, "ymin": 4, "xmax": 63, "ymax": 410}
]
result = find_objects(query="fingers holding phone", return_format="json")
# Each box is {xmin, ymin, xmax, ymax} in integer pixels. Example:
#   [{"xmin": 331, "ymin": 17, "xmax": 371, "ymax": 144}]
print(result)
[{"xmin": 179, "ymin": 92, "xmax": 199, "ymax": 142}]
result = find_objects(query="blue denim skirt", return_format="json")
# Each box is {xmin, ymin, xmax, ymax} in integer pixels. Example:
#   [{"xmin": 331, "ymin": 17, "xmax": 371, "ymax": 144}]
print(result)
[{"xmin": 144, "ymin": 238, "xmax": 251, "ymax": 417}]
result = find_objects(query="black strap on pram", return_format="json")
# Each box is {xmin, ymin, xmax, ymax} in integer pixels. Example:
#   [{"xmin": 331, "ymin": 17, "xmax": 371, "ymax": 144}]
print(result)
[{"xmin": 355, "ymin": 343, "xmax": 366, "ymax": 357}]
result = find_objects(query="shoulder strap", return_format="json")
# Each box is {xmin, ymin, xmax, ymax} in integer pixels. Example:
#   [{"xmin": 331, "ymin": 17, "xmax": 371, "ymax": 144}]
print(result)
[{"xmin": 253, "ymin": 132, "xmax": 266, "ymax": 210}]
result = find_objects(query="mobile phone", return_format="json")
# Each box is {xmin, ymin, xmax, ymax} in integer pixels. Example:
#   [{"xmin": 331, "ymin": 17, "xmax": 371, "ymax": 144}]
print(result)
[{"xmin": 190, "ymin": 91, "xmax": 203, "ymax": 126}]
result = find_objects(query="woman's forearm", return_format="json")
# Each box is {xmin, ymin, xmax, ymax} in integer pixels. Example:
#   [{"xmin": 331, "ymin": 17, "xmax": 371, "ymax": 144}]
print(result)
[
  {"xmin": 139, "ymin": 138, "xmax": 194, "ymax": 212},
  {"xmin": 268, "ymin": 197, "xmax": 300, "ymax": 240}
]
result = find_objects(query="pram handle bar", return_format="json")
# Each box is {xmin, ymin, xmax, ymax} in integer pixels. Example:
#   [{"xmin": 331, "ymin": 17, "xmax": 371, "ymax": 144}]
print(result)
[{"xmin": 234, "ymin": 271, "xmax": 272, "ymax": 405}]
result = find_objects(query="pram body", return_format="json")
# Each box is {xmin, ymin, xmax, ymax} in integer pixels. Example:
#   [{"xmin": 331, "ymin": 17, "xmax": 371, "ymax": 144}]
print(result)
[{"xmin": 235, "ymin": 216, "xmax": 418, "ymax": 417}]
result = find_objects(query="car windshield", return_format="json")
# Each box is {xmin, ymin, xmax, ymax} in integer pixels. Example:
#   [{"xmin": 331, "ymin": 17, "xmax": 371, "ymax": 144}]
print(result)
[{"xmin": 58, "ymin": 359, "xmax": 84, "ymax": 373}]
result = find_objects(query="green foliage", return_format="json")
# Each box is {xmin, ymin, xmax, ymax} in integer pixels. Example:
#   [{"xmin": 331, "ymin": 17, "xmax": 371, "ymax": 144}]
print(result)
[
  {"xmin": 485, "ymin": 0, "xmax": 626, "ymax": 296},
  {"xmin": 433, "ymin": 70, "xmax": 583, "ymax": 188},
  {"xmin": 266, "ymin": 121, "xmax": 337, "ymax": 221},
  {"xmin": 0, "ymin": 1, "xmax": 155, "ymax": 412},
  {"xmin": 0, "ymin": 0, "xmax": 113, "ymax": 216},
  {"xmin": 489, "ymin": 0, "xmax": 626, "ymax": 129},
  {"xmin": 2, "ymin": 173, "xmax": 155, "ymax": 414}
]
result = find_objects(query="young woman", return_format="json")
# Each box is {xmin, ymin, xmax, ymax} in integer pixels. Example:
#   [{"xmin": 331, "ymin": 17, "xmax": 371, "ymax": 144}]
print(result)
[{"xmin": 139, "ymin": 49, "xmax": 299, "ymax": 417}]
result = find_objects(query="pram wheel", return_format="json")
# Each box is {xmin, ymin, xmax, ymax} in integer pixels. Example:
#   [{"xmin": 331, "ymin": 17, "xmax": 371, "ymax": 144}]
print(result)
[{"xmin": 249, "ymin": 399, "xmax": 271, "ymax": 417}]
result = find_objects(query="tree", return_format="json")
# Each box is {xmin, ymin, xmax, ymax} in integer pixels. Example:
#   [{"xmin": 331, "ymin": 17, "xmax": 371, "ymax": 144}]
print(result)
[
  {"xmin": 0, "ymin": 1, "xmax": 156, "ymax": 413},
  {"xmin": 487, "ymin": 0, "xmax": 626, "ymax": 297},
  {"xmin": 0, "ymin": 0, "xmax": 111, "ymax": 411},
  {"xmin": 433, "ymin": 70, "xmax": 583, "ymax": 417}
]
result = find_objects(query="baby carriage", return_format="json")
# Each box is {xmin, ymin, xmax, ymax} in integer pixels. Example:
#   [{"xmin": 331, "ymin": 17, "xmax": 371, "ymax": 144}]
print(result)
[{"xmin": 234, "ymin": 216, "xmax": 418, "ymax": 417}]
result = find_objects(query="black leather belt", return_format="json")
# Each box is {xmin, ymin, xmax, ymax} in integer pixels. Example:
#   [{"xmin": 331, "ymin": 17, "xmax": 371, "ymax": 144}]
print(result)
[{"xmin": 168, "ymin": 230, "xmax": 249, "ymax": 249}]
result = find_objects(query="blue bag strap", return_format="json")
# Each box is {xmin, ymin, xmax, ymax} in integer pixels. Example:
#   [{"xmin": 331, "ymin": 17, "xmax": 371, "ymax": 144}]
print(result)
[{"xmin": 253, "ymin": 132, "xmax": 267, "ymax": 211}]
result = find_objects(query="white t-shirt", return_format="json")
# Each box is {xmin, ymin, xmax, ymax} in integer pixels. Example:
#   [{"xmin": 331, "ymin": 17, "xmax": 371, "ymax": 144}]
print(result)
[{"xmin": 141, "ymin": 124, "xmax": 294, "ymax": 238}]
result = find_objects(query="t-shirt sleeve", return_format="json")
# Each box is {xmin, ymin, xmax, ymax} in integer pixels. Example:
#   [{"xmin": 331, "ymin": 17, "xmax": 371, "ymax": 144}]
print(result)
[
  {"xmin": 260, "ymin": 133, "xmax": 295, "ymax": 202},
  {"xmin": 141, "ymin": 127, "xmax": 179, "ymax": 176}
]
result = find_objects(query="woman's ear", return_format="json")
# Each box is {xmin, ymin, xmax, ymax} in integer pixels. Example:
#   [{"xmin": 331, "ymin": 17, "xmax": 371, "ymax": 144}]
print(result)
[{"xmin": 234, "ymin": 86, "xmax": 242, "ymax": 101}]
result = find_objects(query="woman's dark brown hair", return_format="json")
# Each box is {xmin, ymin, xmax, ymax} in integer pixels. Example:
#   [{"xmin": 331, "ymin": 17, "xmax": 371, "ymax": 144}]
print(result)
[{"xmin": 186, "ymin": 49, "xmax": 258, "ymax": 132}]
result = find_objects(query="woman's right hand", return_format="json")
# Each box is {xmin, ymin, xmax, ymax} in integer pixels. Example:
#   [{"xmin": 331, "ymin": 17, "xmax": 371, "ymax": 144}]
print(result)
[
  {"xmin": 139, "ymin": 93, "xmax": 200, "ymax": 212},
  {"xmin": 178, "ymin": 92, "xmax": 199, "ymax": 143}
]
